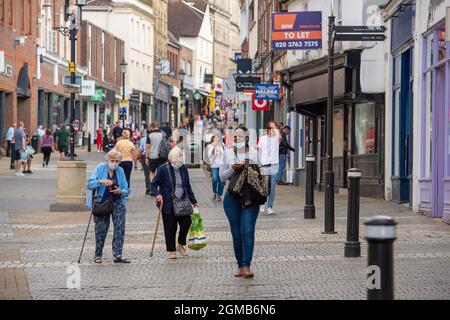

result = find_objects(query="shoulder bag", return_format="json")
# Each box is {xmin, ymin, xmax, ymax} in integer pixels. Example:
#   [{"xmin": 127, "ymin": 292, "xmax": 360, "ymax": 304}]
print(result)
[
  {"xmin": 92, "ymin": 185, "xmax": 114, "ymax": 218},
  {"xmin": 167, "ymin": 166, "xmax": 194, "ymax": 217}
]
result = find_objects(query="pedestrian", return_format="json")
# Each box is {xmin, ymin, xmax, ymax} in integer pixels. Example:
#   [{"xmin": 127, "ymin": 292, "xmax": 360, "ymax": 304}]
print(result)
[
  {"xmin": 188, "ymin": 114, "xmax": 195, "ymax": 134},
  {"xmin": 112, "ymin": 121, "xmax": 123, "ymax": 143},
  {"xmin": 41, "ymin": 128, "xmax": 54, "ymax": 167},
  {"xmin": 114, "ymin": 130, "xmax": 136, "ymax": 189},
  {"xmin": 151, "ymin": 146, "xmax": 199, "ymax": 259},
  {"xmin": 219, "ymin": 126, "xmax": 260, "ymax": 278},
  {"xmin": 258, "ymin": 121, "xmax": 281, "ymax": 215},
  {"xmin": 37, "ymin": 125, "xmax": 45, "ymax": 139},
  {"xmin": 13, "ymin": 122, "xmax": 26, "ymax": 177},
  {"xmin": 145, "ymin": 122, "xmax": 164, "ymax": 182},
  {"xmin": 276, "ymin": 126, "xmax": 295, "ymax": 185},
  {"xmin": 86, "ymin": 149, "xmax": 131, "ymax": 264},
  {"xmin": 22, "ymin": 129, "xmax": 34, "ymax": 174},
  {"xmin": 205, "ymin": 135, "xmax": 225, "ymax": 201},
  {"xmin": 160, "ymin": 122, "xmax": 173, "ymax": 140},
  {"xmin": 96, "ymin": 127, "xmax": 103, "ymax": 152},
  {"xmin": 139, "ymin": 130, "xmax": 151, "ymax": 195},
  {"xmin": 6, "ymin": 123, "xmax": 16, "ymax": 158},
  {"xmin": 55, "ymin": 124, "xmax": 69, "ymax": 159}
]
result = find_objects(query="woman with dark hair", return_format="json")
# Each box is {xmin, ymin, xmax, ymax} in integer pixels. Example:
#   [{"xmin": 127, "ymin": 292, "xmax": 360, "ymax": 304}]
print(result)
[
  {"xmin": 204, "ymin": 134, "xmax": 225, "ymax": 201},
  {"xmin": 41, "ymin": 128, "xmax": 54, "ymax": 167},
  {"xmin": 219, "ymin": 127, "xmax": 261, "ymax": 278}
]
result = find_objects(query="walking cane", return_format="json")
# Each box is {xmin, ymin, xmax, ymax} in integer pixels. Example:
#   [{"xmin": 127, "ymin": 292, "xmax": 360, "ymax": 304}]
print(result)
[
  {"xmin": 150, "ymin": 200, "xmax": 163, "ymax": 257},
  {"xmin": 78, "ymin": 212, "xmax": 93, "ymax": 264}
]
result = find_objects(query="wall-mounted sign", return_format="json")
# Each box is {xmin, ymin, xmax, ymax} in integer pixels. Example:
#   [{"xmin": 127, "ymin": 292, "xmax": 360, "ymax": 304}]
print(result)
[
  {"xmin": 334, "ymin": 33, "xmax": 386, "ymax": 41},
  {"xmin": 255, "ymin": 84, "xmax": 280, "ymax": 101},
  {"xmin": 0, "ymin": 51, "xmax": 4, "ymax": 73},
  {"xmin": 204, "ymin": 73, "xmax": 214, "ymax": 84},
  {"xmin": 80, "ymin": 80, "xmax": 95, "ymax": 96},
  {"xmin": 215, "ymin": 77, "xmax": 223, "ymax": 93},
  {"xmin": 272, "ymin": 11, "xmax": 322, "ymax": 50},
  {"xmin": 234, "ymin": 52, "xmax": 242, "ymax": 61},
  {"xmin": 91, "ymin": 88, "xmax": 104, "ymax": 103},
  {"xmin": 159, "ymin": 59, "xmax": 170, "ymax": 75}
]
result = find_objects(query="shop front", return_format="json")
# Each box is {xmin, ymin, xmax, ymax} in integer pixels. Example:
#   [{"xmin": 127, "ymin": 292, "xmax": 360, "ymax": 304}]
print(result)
[
  {"xmin": 153, "ymin": 80, "xmax": 171, "ymax": 124},
  {"xmin": 419, "ymin": 21, "xmax": 450, "ymax": 224},
  {"xmin": 286, "ymin": 49, "xmax": 385, "ymax": 198}
]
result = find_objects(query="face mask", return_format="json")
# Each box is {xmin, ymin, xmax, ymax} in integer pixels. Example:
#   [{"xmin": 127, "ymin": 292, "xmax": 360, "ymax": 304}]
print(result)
[
  {"xmin": 108, "ymin": 162, "xmax": 119, "ymax": 171},
  {"xmin": 171, "ymin": 162, "xmax": 183, "ymax": 170},
  {"xmin": 233, "ymin": 142, "xmax": 245, "ymax": 149}
]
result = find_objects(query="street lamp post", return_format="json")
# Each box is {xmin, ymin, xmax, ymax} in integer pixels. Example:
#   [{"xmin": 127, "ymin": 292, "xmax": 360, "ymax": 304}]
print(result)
[
  {"xmin": 179, "ymin": 69, "xmax": 186, "ymax": 123},
  {"xmin": 120, "ymin": 59, "xmax": 128, "ymax": 129}
]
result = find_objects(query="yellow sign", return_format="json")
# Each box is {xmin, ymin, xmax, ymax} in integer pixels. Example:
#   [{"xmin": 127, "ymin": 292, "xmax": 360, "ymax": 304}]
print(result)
[
  {"xmin": 119, "ymin": 100, "xmax": 129, "ymax": 109},
  {"xmin": 209, "ymin": 89, "xmax": 215, "ymax": 112},
  {"xmin": 68, "ymin": 61, "xmax": 76, "ymax": 73}
]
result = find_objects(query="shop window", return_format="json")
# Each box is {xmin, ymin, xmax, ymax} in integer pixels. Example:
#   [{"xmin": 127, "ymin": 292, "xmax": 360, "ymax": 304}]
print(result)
[
  {"xmin": 424, "ymin": 70, "xmax": 433, "ymax": 177},
  {"xmin": 437, "ymin": 26, "xmax": 447, "ymax": 63},
  {"xmin": 354, "ymin": 103, "xmax": 376, "ymax": 155},
  {"xmin": 393, "ymin": 89, "xmax": 401, "ymax": 176},
  {"xmin": 426, "ymin": 34, "xmax": 434, "ymax": 68}
]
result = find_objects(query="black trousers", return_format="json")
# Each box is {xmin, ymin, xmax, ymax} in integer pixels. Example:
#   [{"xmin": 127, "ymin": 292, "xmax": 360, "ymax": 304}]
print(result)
[
  {"xmin": 141, "ymin": 157, "xmax": 151, "ymax": 192},
  {"xmin": 6, "ymin": 140, "xmax": 11, "ymax": 157},
  {"xmin": 9, "ymin": 142, "xmax": 15, "ymax": 168},
  {"xmin": 119, "ymin": 161, "xmax": 133, "ymax": 188},
  {"xmin": 42, "ymin": 147, "xmax": 52, "ymax": 165},
  {"xmin": 162, "ymin": 211, "xmax": 192, "ymax": 252}
]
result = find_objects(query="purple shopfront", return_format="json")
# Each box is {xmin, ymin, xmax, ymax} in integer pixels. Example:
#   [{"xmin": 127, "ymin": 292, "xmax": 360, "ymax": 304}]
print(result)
[{"xmin": 419, "ymin": 21, "xmax": 450, "ymax": 224}]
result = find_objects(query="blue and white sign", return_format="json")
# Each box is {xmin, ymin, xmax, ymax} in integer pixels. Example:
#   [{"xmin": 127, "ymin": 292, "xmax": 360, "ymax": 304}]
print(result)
[
  {"xmin": 255, "ymin": 84, "xmax": 280, "ymax": 101},
  {"xmin": 234, "ymin": 52, "xmax": 242, "ymax": 61}
]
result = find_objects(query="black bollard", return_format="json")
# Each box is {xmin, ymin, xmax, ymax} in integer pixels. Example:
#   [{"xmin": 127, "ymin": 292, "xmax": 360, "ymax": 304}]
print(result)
[
  {"xmin": 365, "ymin": 216, "xmax": 397, "ymax": 300},
  {"xmin": 88, "ymin": 132, "xmax": 91, "ymax": 153},
  {"xmin": 345, "ymin": 168, "xmax": 362, "ymax": 257},
  {"xmin": 10, "ymin": 142, "xmax": 15, "ymax": 169},
  {"xmin": 304, "ymin": 154, "xmax": 316, "ymax": 219}
]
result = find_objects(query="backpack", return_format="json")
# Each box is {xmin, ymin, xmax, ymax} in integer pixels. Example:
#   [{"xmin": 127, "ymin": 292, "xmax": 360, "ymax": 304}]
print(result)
[{"xmin": 158, "ymin": 132, "xmax": 171, "ymax": 159}]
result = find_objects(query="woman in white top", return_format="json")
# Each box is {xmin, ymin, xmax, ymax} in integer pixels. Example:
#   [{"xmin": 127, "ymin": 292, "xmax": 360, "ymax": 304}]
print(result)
[
  {"xmin": 219, "ymin": 126, "xmax": 260, "ymax": 278},
  {"xmin": 205, "ymin": 135, "xmax": 226, "ymax": 201}
]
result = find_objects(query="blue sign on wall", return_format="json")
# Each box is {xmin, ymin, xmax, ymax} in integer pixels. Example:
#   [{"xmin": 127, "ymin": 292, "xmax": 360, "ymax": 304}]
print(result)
[
  {"xmin": 234, "ymin": 52, "xmax": 242, "ymax": 61},
  {"xmin": 255, "ymin": 84, "xmax": 280, "ymax": 100}
]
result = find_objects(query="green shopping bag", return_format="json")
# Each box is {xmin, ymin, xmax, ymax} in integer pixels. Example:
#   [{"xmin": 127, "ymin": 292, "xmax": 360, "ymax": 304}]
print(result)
[{"xmin": 188, "ymin": 209, "xmax": 207, "ymax": 251}]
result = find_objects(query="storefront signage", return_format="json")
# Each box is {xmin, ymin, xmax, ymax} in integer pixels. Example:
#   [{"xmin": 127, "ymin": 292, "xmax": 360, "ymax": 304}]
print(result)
[
  {"xmin": 204, "ymin": 74, "xmax": 214, "ymax": 84},
  {"xmin": 271, "ymin": 11, "xmax": 322, "ymax": 50},
  {"xmin": 154, "ymin": 81, "xmax": 170, "ymax": 103},
  {"xmin": 234, "ymin": 52, "xmax": 242, "ymax": 61},
  {"xmin": 255, "ymin": 84, "xmax": 280, "ymax": 100},
  {"xmin": 80, "ymin": 80, "xmax": 95, "ymax": 96},
  {"xmin": 335, "ymin": 26, "xmax": 386, "ymax": 33},
  {"xmin": 237, "ymin": 59, "xmax": 252, "ymax": 74},
  {"xmin": 235, "ymin": 75, "xmax": 261, "ymax": 92},
  {"xmin": 194, "ymin": 90, "xmax": 202, "ymax": 101},
  {"xmin": 215, "ymin": 77, "xmax": 223, "ymax": 93}
]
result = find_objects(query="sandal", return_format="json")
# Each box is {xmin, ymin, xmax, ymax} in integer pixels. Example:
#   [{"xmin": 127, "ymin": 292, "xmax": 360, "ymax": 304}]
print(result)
[
  {"xmin": 94, "ymin": 257, "xmax": 102, "ymax": 264},
  {"xmin": 234, "ymin": 268, "xmax": 245, "ymax": 277},
  {"xmin": 242, "ymin": 267, "xmax": 254, "ymax": 278}
]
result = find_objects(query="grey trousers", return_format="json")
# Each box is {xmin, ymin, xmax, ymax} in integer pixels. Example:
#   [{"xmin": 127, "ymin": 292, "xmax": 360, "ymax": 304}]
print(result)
[{"xmin": 141, "ymin": 157, "xmax": 151, "ymax": 192}]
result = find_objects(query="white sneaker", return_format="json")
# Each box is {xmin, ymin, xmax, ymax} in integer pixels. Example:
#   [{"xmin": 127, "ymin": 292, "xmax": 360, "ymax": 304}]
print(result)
[
  {"xmin": 267, "ymin": 207, "xmax": 274, "ymax": 215},
  {"xmin": 15, "ymin": 172, "xmax": 25, "ymax": 177},
  {"xmin": 260, "ymin": 205, "xmax": 266, "ymax": 214}
]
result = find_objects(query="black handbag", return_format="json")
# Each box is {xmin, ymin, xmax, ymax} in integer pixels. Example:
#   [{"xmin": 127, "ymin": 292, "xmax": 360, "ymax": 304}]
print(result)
[
  {"xmin": 92, "ymin": 187, "xmax": 114, "ymax": 217},
  {"xmin": 167, "ymin": 166, "xmax": 193, "ymax": 217}
]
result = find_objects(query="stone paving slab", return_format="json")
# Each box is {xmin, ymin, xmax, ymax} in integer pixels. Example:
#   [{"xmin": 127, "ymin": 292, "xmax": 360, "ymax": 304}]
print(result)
[{"xmin": 0, "ymin": 150, "xmax": 450, "ymax": 300}]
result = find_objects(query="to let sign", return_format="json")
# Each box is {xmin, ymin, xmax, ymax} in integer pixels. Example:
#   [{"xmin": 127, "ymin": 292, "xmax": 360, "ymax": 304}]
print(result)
[
  {"xmin": 255, "ymin": 84, "xmax": 280, "ymax": 100},
  {"xmin": 272, "ymin": 11, "xmax": 322, "ymax": 50}
]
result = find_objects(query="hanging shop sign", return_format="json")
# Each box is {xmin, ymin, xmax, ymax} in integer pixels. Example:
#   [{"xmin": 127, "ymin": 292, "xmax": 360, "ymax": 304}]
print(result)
[
  {"xmin": 272, "ymin": 11, "xmax": 322, "ymax": 50},
  {"xmin": 255, "ymin": 84, "xmax": 280, "ymax": 101},
  {"xmin": 235, "ymin": 75, "xmax": 261, "ymax": 92},
  {"xmin": 91, "ymin": 88, "xmax": 104, "ymax": 103},
  {"xmin": 80, "ymin": 80, "xmax": 95, "ymax": 96},
  {"xmin": 252, "ymin": 93, "xmax": 270, "ymax": 111}
]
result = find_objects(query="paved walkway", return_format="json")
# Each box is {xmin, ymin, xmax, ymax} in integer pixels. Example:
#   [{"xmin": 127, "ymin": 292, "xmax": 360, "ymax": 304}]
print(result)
[{"xmin": 0, "ymin": 150, "xmax": 449, "ymax": 300}]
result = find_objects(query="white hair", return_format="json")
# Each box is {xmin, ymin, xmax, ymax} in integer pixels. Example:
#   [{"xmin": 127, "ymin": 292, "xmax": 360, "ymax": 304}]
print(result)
[
  {"xmin": 105, "ymin": 149, "xmax": 123, "ymax": 161},
  {"xmin": 168, "ymin": 146, "xmax": 184, "ymax": 164}
]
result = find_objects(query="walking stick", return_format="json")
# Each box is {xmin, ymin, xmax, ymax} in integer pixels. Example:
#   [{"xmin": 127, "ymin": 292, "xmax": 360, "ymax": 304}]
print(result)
[
  {"xmin": 78, "ymin": 212, "xmax": 93, "ymax": 264},
  {"xmin": 150, "ymin": 200, "xmax": 163, "ymax": 257}
]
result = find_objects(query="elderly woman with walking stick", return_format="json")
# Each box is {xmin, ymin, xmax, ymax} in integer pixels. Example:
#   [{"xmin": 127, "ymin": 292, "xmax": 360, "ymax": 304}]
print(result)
[{"xmin": 151, "ymin": 147, "xmax": 199, "ymax": 259}]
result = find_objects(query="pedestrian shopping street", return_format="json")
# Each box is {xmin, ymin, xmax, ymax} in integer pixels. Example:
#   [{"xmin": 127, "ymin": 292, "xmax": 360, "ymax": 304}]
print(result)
[{"xmin": 0, "ymin": 150, "xmax": 449, "ymax": 300}]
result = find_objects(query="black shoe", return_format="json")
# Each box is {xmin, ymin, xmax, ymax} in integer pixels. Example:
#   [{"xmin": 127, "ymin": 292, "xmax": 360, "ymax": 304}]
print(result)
[
  {"xmin": 114, "ymin": 257, "xmax": 131, "ymax": 264},
  {"xmin": 42, "ymin": 163, "xmax": 45, "ymax": 167},
  {"xmin": 145, "ymin": 190, "xmax": 151, "ymax": 195}
]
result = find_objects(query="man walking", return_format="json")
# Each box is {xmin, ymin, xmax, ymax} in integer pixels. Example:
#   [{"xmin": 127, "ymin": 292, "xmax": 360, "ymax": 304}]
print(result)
[
  {"xmin": 276, "ymin": 126, "xmax": 295, "ymax": 185},
  {"xmin": 55, "ymin": 124, "xmax": 69, "ymax": 159},
  {"xmin": 258, "ymin": 121, "xmax": 281, "ymax": 215},
  {"xmin": 13, "ymin": 122, "xmax": 26, "ymax": 177},
  {"xmin": 139, "ymin": 129, "xmax": 151, "ymax": 195},
  {"xmin": 145, "ymin": 122, "xmax": 164, "ymax": 182},
  {"xmin": 112, "ymin": 121, "xmax": 123, "ymax": 144}
]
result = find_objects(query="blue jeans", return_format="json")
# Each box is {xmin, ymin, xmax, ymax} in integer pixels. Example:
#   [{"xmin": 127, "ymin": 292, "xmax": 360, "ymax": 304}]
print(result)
[
  {"xmin": 211, "ymin": 168, "xmax": 224, "ymax": 197},
  {"xmin": 276, "ymin": 154, "xmax": 287, "ymax": 183},
  {"xmin": 223, "ymin": 193, "xmax": 259, "ymax": 268},
  {"xmin": 268, "ymin": 174, "xmax": 277, "ymax": 208}
]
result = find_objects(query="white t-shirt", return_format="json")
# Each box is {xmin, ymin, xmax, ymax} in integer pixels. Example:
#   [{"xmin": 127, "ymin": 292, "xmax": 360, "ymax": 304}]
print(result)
[{"xmin": 258, "ymin": 135, "xmax": 280, "ymax": 166}]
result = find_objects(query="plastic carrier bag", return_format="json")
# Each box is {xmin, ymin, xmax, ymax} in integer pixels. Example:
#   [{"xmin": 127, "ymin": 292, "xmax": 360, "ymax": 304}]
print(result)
[{"xmin": 188, "ymin": 208, "xmax": 207, "ymax": 251}]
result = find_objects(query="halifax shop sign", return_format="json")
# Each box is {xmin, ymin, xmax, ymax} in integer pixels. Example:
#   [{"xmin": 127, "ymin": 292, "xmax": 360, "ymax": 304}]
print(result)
[{"xmin": 255, "ymin": 84, "xmax": 280, "ymax": 101}]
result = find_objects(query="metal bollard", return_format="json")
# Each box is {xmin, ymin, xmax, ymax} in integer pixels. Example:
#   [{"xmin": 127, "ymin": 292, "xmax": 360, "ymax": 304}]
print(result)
[
  {"xmin": 304, "ymin": 154, "xmax": 316, "ymax": 219},
  {"xmin": 10, "ymin": 142, "xmax": 15, "ymax": 169},
  {"xmin": 345, "ymin": 168, "xmax": 362, "ymax": 257},
  {"xmin": 88, "ymin": 132, "xmax": 91, "ymax": 152},
  {"xmin": 82, "ymin": 131, "xmax": 85, "ymax": 147},
  {"xmin": 365, "ymin": 216, "xmax": 397, "ymax": 300}
]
